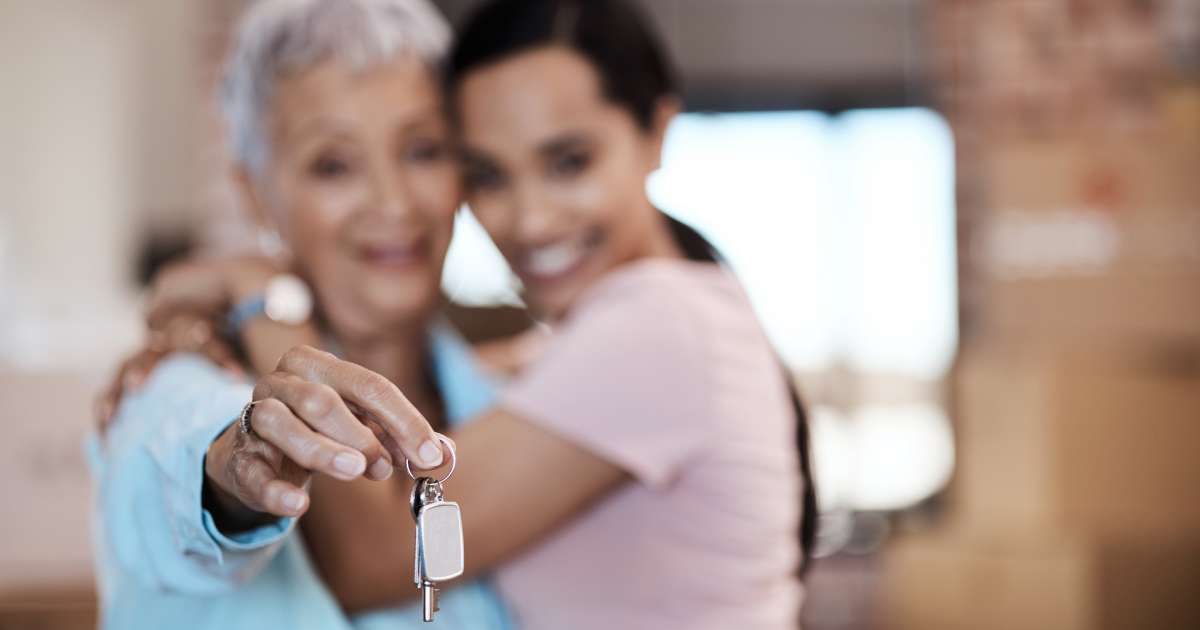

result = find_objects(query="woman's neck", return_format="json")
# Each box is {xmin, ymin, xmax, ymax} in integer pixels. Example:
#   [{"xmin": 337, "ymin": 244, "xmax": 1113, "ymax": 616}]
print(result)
[{"xmin": 639, "ymin": 208, "xmax": 687, "ymax": 261}]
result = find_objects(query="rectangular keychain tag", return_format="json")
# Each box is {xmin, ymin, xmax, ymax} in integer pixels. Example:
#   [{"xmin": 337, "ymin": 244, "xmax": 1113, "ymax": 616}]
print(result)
[{"xmin": 417, "ymin": 500, "xmax": 465, "ymax": 582}]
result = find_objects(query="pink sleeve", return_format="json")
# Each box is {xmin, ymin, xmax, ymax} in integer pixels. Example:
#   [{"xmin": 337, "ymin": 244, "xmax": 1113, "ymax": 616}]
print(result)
[{"xmin": 499, "ymin": 279, "xmax": 712, "ymax": 488}]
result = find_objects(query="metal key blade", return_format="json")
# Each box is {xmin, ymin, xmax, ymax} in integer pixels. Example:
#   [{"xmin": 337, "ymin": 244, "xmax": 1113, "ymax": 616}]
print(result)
[{"xmin": 421, "ymin": 581, "xmax": 439, "ymax": 622}]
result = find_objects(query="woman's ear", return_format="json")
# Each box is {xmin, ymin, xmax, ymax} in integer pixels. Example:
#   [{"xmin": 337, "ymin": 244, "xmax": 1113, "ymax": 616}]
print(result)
[
  {"xmin": 648, "ymin": 96, "xmax": 681, "ymax": 171},
  {"xmin": 233, "ymin": 166, "xmax": 288, "ymax": 258}
]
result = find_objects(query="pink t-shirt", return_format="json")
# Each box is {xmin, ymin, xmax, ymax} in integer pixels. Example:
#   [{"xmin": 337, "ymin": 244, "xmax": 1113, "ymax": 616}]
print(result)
[{"xmin": 496, "ymin": 259, "xmax": 804, "ymax": 630}]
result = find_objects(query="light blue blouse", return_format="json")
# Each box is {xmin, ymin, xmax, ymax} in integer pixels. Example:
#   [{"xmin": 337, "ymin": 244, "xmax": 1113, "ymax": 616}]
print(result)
[{"xmin": 88, "ymin": 326, "xmax": 512, "ymax": 630}]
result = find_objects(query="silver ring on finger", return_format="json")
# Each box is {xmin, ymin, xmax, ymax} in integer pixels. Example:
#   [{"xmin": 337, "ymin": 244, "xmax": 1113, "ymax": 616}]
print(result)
[{"xmin": 238, "ymin": 399, "xmax": 264, "ymax": 436}]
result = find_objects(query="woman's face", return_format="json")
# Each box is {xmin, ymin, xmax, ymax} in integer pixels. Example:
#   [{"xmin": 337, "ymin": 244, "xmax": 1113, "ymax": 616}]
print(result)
[
  {"xmin": 456, "ymin": 46, "xmax": 670, "ymax": 319},
  {"xmin": 248, "ymin": 56, "xmax": 458, "ymax": 338}
]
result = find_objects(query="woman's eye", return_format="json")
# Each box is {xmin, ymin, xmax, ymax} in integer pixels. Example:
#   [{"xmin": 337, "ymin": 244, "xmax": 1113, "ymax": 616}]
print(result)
[
  {"xmin": 310, "ymin": 155, "xmax": 350, "ymax": 178},
  {"xmin": 549, "ymin": 151, "xmax": 591, "ymax": 178},
  {"xmin": 464, "ymin": 164, "xmax": 505, "ymax": 192},
  {"xmin": 406, "ymin": 140, "xmax": 446, "ymax": 163}
]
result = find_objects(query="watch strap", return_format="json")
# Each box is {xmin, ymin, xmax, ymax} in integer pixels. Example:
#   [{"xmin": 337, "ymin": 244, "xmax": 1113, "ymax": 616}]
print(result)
[{"xmin": 226, "ymin": 294, "xmax": 267, "ymax": 335}]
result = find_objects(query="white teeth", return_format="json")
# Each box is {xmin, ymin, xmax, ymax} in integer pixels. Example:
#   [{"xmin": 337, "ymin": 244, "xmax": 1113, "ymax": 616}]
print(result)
[
  {"xmin": 377, "ymin": 246, "xmax": 414, "ymax": 257},
  {"xmin": 525, "ymin": 240, "xmax": 585, "ymax": 277},
  {"xmin": 366, "ymin": 243, "xmax": 421, "ymax": 265}
]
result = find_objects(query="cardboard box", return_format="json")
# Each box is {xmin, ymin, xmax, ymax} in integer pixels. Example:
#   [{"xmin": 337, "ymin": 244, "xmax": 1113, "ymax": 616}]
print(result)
[
  {"xmin": 880, "ymin": 533, "xmax": 1200, "ymax": 630},
  {"xmin": 0, "ymin": 584, "xmax": 96, "ymax": 630},
  {"xmin": 968, "ymin": 206, "xmax": 1200, "ymax": 345},
  {"xmin": 0, "ymin": 371, "xmax": 99, "ymax": 593},
  {"xmin": 965, "ymin": 132, "xmax": 1200, "ymax": 345},
  {"xmin": 952, "ymin": 343, "xmax": 1200, "ymax": 539},
  {"xmin": 974, "ymin": 269, "xmax": 1200, "ymax": 344},
  {"xmin": 881, "ymin": 534, "xmax": 1095, "ymax": 630},
  {"xmin": 979, "ymin": 136, "xmax": 1200, "ymax": 214}
]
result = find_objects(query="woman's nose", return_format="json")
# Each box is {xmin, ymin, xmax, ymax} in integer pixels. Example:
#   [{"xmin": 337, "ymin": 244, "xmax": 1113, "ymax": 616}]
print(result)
[
  {"xmin": 513, "ymin": 183, "xmax": 558, "ymax": 243},
  {"xmin": 369, "ymin": 168, "xmax": 412, "ymax": 220}
]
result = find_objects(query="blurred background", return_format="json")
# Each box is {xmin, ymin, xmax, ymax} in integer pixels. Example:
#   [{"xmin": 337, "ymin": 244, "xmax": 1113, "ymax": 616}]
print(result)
[{"xmin": 0, "ymin": 0, "xmax": 1197, "ymax": 628}]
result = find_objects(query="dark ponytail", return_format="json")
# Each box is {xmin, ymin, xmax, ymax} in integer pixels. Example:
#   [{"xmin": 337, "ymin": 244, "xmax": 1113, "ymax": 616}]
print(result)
[
  {"xmin": 447, "ymin": 0, "xmax": 817, "ymax": 570},
  {"xmin": 665, "ymin": 216, "xmax": 818, "ymax": 572}
]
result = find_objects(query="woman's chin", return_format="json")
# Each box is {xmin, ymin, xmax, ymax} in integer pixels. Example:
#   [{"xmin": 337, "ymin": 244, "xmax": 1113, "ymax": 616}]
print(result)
[
  {"xmin": 353, "ymin": 283, "xmax": 440, "ymax": 327},
  {"xmin": 357, "ymin": 255, "xmax": 431, "ymax": 278},
  {"xmin": 523, "ymin": 270, "xmax": 599, "ymax": 320},
  {"xmin": 524, "ymin": 274, "xmax": 592, "ymax": 321}
]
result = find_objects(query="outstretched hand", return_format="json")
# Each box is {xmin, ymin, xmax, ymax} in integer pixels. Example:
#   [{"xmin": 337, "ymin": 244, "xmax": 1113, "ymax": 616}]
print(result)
[{"xmin": 203, "ymin": 345, "xmax": 451, "ymax": 525}]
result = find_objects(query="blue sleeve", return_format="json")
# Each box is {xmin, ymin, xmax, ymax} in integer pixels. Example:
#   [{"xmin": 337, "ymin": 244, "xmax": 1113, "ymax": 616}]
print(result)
[
  {"xmin": 89, "ymin": 354, "xmax": 296, "ymax": 595},
  {"xmin": 428, "ymin": 321, "xmax": 501, "ymax": 426}
]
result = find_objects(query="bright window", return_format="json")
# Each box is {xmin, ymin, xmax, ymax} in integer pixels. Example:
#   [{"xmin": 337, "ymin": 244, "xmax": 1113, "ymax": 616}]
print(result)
[{"xmin": 442, "ymin": 108, "xmax": 959, "ymax": 513}]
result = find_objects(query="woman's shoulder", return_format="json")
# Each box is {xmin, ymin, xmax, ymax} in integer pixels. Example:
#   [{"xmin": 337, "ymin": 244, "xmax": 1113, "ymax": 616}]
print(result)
[
  {"xmin": 539, "ymin": 257, "xmax": 773, "ymax": 402},
  {"xmin": 568, "ymin": 258, "xmax": 750, "ymax": 331},
  {"xmin": 559, "ymin": 257, "xmax": 785, "ymax": 403}
]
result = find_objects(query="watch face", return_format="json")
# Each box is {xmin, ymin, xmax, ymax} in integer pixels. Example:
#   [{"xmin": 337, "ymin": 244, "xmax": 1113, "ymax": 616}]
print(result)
[{"xmin": 265, "ymin": 274, "xmax": 314, "ymax": 325}]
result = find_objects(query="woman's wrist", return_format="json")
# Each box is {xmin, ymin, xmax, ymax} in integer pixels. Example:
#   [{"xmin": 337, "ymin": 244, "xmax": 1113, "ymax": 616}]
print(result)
[{"xmin": 218, "ymin": 258, "xmax": 321, "ymax": 373}]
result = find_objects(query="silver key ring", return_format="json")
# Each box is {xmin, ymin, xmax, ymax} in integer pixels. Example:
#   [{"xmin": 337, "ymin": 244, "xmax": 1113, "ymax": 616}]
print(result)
[{"xmin": 405, "ymin": 434, "xmax": 456, "ymax": 484}]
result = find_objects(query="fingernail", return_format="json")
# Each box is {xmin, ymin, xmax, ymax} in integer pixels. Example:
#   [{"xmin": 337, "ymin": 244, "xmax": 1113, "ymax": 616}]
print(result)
[
  {"xmin": 333, "ymin": 452, "xmax": 366, "ymax": 476},
  {"xmin": 369, "ymin": 458, "xmax": 394, "ymax": 480},
  {"xmin": 283, "ymin": 491, "xmax": 307, "ymax": 513},
  {"xmin": 419, "ymin": 440, "xmax": 444, "ymax": 467}
]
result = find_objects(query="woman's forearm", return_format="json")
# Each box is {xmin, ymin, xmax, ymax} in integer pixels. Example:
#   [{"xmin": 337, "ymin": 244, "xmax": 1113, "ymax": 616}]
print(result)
[
  {"xmin": 302, "ymin": 474, "xmax": 423, "ymax": 613},
  {"xmin": 302, "ymin": 411, "xmax": 627, "ymax": 613},
  {"xmin": 238, "ymin": 316, "xmax": 322, "ymax": 375},
  {"xmin": 227, "ymin": 271, "xmax": 323, "ymax": 375}
]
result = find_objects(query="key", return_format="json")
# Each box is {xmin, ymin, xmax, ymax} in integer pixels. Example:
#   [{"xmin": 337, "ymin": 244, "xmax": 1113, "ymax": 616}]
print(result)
[
  {"xmin": 410, "ymin": 478, "xmax": 428, "ymax": 590},
  {"xmin": 411, "ymin": 478, "xmax": 443, "ymax": 620},
  {"xmin": 416, "ymin": 480, "xmax": 465, "ymax": 582},
  {"xmin": 421, "ymin": 580, "xmax": 439, "ymax": 622},
  {"xmin": 411, "ymin": 476, "xmax": 464, "ymax": 622},
  {"xmin": 414, "ymin": 478, "xmax": 463, "ymax": 621},
  {"xmin": 407, "ymin": 435, "xmax": 462, "ymax": 623}
]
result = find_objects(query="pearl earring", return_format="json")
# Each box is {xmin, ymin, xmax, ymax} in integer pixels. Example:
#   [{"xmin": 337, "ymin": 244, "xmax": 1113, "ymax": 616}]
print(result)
[{"xmin": 257, "ymin": 228, "xmax": 285, "ymax": 259}]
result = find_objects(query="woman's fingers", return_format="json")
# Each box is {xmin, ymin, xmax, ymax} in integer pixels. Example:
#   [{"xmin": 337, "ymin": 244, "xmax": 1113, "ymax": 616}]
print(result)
[
  {"xmin": 144, "ymin": 261, "xmax": 229, "ymax": 330},
  {"xmin": 97, "ymin": 310, "xmax": 247, "ymax": 434},
  {"xmin": 201, "ymin": 336, "xmax": 245, "ymax": 377},
  {"xmin": 95, "ymin": 347, "xmax": 167, "ymax": 431},
  {"xmin": 246, "ymin": 398, "xmax": 369, "ymax": 482},
  {"xmin": 95, "ymin": 369, "xmax": 126, "ymax": 430},
  {"xmin": 230, "ymin": 450, "xmax": 309, "ymax": 517},
  {"xmin": 275, "ymin": 345, "xmax": 444, "ymax": 470},
  {"xmin": 205, "ymin": 423, "xmax": 312, "ymax": 522},
  {"xmin": 122, "ymin": 347, "xmax": 166, "ymax": 390},
  {"xmin": 261, "ymin": 478, "xmax": 310, "ymax": 516},
  {"xmin": 253, "ymin": 372, "xmax": 394, "ymax": 481},
  {"xmin": 152, "ymin": 312, "xmax": 245, "ymax": 376}
]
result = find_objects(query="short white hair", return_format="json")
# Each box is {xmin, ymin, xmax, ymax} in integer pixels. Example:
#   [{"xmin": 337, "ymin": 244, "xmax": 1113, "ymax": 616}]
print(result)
[{"xmin": 222, "ymin": 0, "xmax": 451, "ymax": 174}]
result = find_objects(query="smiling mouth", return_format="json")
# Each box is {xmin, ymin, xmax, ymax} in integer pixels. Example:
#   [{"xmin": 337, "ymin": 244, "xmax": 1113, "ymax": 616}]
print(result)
[
  {"xmin": 359, "ymin": 238, "xmax": 430, "ymax": 269},
  {"xmin": 518, "ymin": 229, "xmax": 602, "ymax": 285}
]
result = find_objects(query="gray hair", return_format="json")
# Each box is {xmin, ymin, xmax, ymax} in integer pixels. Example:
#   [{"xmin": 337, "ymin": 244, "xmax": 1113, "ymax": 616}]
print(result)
[{"xmin": 222, "ymin": 0, "xmax": 451, "ymax": 175}]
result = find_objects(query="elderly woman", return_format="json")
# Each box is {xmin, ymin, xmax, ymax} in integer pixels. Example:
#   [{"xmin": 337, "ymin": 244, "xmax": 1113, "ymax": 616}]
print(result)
[{"xmin": 90, "ymin": 1, "xmax": 513, "ymax": 628}]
